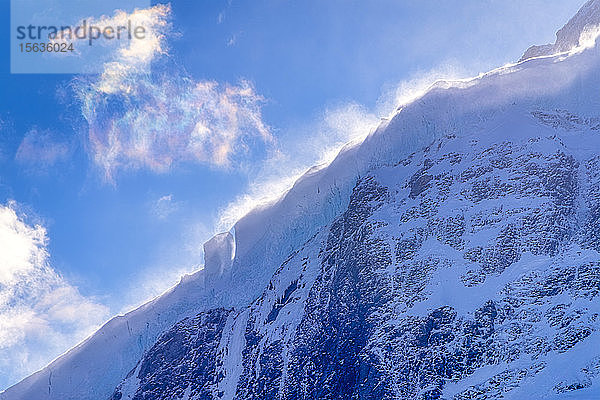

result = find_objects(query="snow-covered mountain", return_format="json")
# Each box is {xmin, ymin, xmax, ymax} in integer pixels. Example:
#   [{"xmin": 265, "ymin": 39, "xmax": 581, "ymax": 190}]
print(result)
[
  {"xmin": 521, "ymin": 0, "xmax": 600, "ymax": 60},
  {"xmin": 4, "ymin": 1, "xmax": 600, "ymax": 399}
]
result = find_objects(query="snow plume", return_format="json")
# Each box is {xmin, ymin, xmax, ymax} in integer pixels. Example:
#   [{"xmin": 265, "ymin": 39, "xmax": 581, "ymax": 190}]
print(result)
[
  {"xmin": 376, "ymin": 63, "xmax": 474, "ymax": 116},
  {"xmin": 75, "ymin": 4, "xmax": 271, "ymax": 181},
  {"xmin": 521, "ymin": 0, "xmax": 600, "ymax": 61},
  {"xmin": 575, "ymin": 24, "xmax": 600, "ymax": 51},
  {"xmin": 215, "ymin": 63, "xmax": 476, "ymax": 231},
  {"xmin": 0, "ymin": 202, "xmax": 109, "ymax": 390},
  {"xmin": 217, "ymin": 102, "xmax": 380, "ymax": 231}
]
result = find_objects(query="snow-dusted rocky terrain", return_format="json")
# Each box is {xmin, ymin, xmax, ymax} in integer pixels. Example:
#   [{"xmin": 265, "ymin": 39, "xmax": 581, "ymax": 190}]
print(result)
[{"xmin": 4, "ymin": 1, "xmax": 600, "ymax": 399}]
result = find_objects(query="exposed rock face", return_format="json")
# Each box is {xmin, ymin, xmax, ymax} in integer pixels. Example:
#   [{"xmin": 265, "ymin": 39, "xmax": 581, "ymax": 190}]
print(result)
[
  {"xmin": 110, "ymin": 309, "xmax": 232, "ymax": 400},
  {"xmin": 111, "ymin": 115, "xmax": 600, "ymax": 399},
  {"xmin": 5, "ymin": 3, "xmax": 600, "ymax": 400}
]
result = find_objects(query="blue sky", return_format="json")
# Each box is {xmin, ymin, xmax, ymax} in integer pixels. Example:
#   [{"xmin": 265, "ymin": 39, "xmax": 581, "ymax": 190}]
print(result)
[{"xmin": 0, "ymin": 0, "xmax": 584, "ymax": 390}]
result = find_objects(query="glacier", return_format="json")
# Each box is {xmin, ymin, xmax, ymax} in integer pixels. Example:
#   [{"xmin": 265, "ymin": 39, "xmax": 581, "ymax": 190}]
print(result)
[{"xmin": 3, "ymin": 1, "xmax": 600, "ymax": 399}]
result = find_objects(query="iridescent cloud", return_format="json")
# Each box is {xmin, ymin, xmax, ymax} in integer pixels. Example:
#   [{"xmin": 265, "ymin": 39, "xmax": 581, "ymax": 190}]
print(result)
[{"xmin": 75, "ymin": 4, "xmax": 271, "ymax": 180}]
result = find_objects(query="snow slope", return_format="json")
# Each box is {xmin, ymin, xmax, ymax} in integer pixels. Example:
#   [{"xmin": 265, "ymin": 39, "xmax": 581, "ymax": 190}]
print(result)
[
  {"xmin": 110, "ymin": 101, "xmax": 600, "ymax": 399},
  {"xmin": 4, "ymin": 1, "xmax": 600, "ymax": 399}
]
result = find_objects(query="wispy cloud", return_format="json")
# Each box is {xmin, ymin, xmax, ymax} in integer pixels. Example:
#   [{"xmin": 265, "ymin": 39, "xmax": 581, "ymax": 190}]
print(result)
[
  {"xmin": 15, "ymin": 128, "xmax": 71, "ymax": 171},
  {"xmin": 0, "ymin": 202, "xmax": 109, "ymax": 389},
  {"xmin": 75, "ymin": 4, "xmax": 271, "ymax": 181},
  {"xmin": 227, "ymin": 34, "xmax": 237, "ymax": 47},
  {"xmin": 217, "ymin": 0, "xmax": 233, "ymax": 25},
  {"xmin": 150, "ymin": 194, "xmax": 180, "ymax": 220}
]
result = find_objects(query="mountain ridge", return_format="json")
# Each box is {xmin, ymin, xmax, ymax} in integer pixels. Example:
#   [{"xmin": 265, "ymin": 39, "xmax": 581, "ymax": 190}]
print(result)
[
  {"xmin": 4, "ymin": 2, "xmax": 600, "ymax": 399},
  {"xmin": 521, "ymin": 0, "xmax": 600, "ymax": 60}
]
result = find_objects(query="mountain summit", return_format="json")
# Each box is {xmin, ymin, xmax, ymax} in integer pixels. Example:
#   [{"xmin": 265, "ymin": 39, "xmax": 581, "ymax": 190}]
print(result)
[
  {"xmin": 3, "ymin": 2, "xmax": 600, "ymax": 400},
  {"xmin": 521, "ymin": 0, "xmax": 600, "ymax": 60}
]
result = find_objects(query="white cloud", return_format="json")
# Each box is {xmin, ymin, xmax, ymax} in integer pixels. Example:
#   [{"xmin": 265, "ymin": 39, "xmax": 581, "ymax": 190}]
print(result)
[
  {"xmin": 0, "ymin": 202, "xmax": 109, "ymax": 390},
  {"xmin": 75, "ymin": 4, "xmax": 272, "ymax": 181}
]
